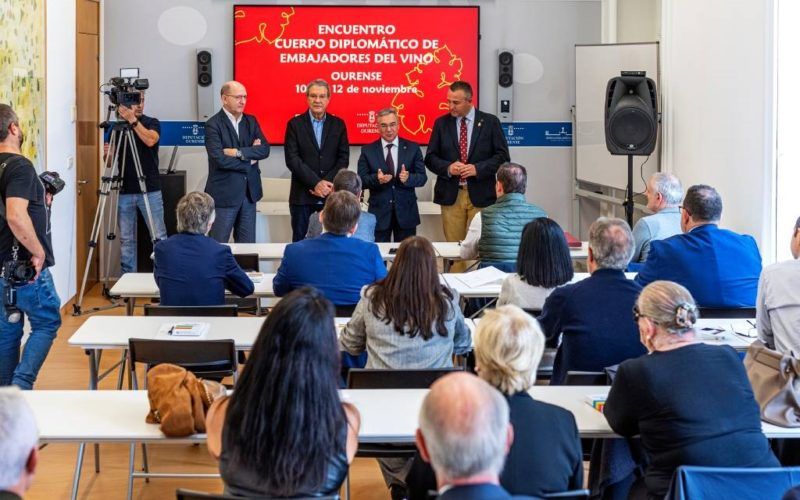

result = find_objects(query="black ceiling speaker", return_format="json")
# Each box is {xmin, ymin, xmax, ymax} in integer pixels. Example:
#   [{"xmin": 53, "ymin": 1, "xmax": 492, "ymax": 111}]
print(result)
[{"xmin": 604, "ymin": 71, "xmax": 658, "ymax": 155}]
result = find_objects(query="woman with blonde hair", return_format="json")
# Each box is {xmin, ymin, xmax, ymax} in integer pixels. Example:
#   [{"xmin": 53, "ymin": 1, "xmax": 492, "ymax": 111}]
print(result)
[{"xmin": 605, "ymin": 281, "xmax": 777, "ymax": 499}]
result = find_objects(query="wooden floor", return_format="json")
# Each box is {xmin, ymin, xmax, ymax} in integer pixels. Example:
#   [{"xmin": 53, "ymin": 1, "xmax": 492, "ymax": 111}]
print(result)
[{"xmin": 26, "ymin": 284, "xmax": 391, "ymax": 500}]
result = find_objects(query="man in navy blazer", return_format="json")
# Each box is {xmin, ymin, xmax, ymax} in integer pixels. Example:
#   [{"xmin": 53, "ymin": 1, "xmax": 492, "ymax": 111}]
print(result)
[
  {"xmin": 416, "ymin": 373, "xmax": 534, "ymax": 500},
  {"xmin": 425, "ymin": 81, "xmax": 510, "ymax": 265},
  {"xmin": 273, "ymin": 191, "xmax": 387, "ymax": 307},
  {"xmin": 154, "ymin": 192, "xmax": 253, "ymax": 306},
  {"xmin": 204, "ymin": 81, "xmax": 270, "ymax": 243},
  {"xmin": 285, "ymin": 79, "xmax": 350, "ymax": 241},
  {"xmin": 358, "ymin": 107, "xmax": 427, "ymax": 242},
  {"xmin": 635, "ymin": 184, "xmax": 762, "ymax": 307}
]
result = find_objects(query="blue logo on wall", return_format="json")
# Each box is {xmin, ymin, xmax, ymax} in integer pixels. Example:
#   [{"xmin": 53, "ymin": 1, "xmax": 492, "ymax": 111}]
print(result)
[
  {"xmin": 160, "ymin": 121, "xmax": 206, "ymax": 146},
  {"xmin": 501, "ymin": 122, "xmax": 572, "ymax": 147}
]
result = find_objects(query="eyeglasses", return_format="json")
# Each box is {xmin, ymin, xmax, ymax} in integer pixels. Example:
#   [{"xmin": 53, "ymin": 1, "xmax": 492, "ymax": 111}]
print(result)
[
  {"xmin": 225, "ymin": 94, "xmax": 247, "ymax": 101},
  {"xmin": 632, "ymin": 304, "xmax": 659, "ymax": 324},
  {"xmin": 379, "ymin": 122, "xmax": 398, "ymax": 130}
]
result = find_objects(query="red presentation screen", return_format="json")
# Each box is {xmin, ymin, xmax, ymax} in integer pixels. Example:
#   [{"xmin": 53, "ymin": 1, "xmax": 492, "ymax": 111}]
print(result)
[{"xmin": 233, "ymin": 5, "xmax": 479, "ymax": 145}]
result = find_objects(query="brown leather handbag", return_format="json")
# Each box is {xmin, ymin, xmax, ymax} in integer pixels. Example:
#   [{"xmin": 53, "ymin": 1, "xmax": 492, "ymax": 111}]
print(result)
[
  {"xmin": 145, "ymin": 363, "xmax": 226, "ymax": 437},
  {"xmin": 744, "ymin": 340, "xmax": 800, "ymax": 427}
]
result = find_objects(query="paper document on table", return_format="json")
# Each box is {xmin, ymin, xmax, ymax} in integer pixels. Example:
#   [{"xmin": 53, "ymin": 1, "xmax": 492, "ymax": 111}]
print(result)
[
  {"xmin": 157, "ymin": 322, "xmax": 210, "ymax": 338},
  {"xmin": 453, "ymin": 266, "xmax": 506, "ymax": 288},
  {"xmin": 585, "ymin": 395, "xmax": 607, "ymax": 413},
  {"xmin": 246, "ymin": 271, "xmax": 263, "ymax": 283}
]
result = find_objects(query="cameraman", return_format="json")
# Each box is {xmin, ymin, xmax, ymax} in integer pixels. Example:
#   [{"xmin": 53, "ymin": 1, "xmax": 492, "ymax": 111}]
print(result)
[
  {"xmin": 114, "ymin": 91, "xmax": 167, "ymax": 274},
  {"xmin": 0, "ymin": 104, "xmax": 61, "ymax": 390}
]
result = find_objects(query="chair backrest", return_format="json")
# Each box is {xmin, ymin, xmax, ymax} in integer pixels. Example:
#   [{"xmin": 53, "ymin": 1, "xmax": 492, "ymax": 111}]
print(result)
[
  {"xmin": 346, "ymin": 368, "xmax": 463, "ymax": 389},
  {"xmin": 522, "ymin": 308, "xmax": 542, "ymax": 317},
  {"xmin": 234, "ymin": 253, "xmax": 259, "ymax": 273},
  {"xmin": 143, "ymin": 304, "xmax": 239, "ymax": 317},
  {"xmin": 697, "ymin": 307, "xmax": 756, "ymax": 319},
  {"xmin": 176, "ymin": 489, "xmax": 339, "ymax": 500},
  {"xmin": 542, "ymin": 489, "xmax": 590, "ymax": 499},
  {"xmin": 334, "ymin": 304, "xmax": 357, "ymax": 317},
  {"xmin": 128, "ymin": 338, "xmax": 237, "ymax": 383},
  {"xmin": 664, "ymin": 466, "xmax": 800, "ymax": 500},
  {"xmin": 564, "ymin": 371, "xmax": 608, "ymax": 386}
]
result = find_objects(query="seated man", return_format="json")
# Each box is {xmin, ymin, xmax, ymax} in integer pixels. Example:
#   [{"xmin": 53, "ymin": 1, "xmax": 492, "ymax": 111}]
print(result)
[
  {"xmin": 274, "ymin": 190, "xmax": 387, "ymax": 309},
  {"xmin": 154, "ymin": 192, "xmax": 253, "ymax": 306},
  {"xmin": 635, "ymin": 184, "xmax": 762, "ymax": 307},
  {"xmin": 305, "ymin": 169, "xmax": 377, "ymax": 242},
  {"xmin": 757, "ymin": 216, "xmax": 800, "ymax": 354},
  {"xmin": 0, "ymin": 387, "xmax": 39, "ymax": 499},
  {"xmin": 630, "ymin": 172, "xmax": 682, "ymax": 265},
  {"xmin": 459, "ymin": 162, "xmax": 546, "ymax": 271},
  {"xmin": 416, "ymin": 372, "xmax": 532, "ymax": 500},
  {"xmin": 538, "ymin": 217, "xmax": 646, "ymax": 385}
]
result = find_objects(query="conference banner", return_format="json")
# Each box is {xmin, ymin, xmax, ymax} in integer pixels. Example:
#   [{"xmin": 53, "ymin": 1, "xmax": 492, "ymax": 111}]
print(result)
[{"xmin": 233, "ymin": 5, "xmax": 480, "ymax": 145}]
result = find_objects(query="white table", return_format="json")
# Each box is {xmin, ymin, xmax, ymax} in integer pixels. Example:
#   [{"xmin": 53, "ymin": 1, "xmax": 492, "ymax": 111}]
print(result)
[
  {"xmin": 442, "ymin": 271, "xmax": 638, "ymax": 299},
  {"xmin": 258, "ymin": 200, "xmax": 442, "ymax": 216},
  {"xmin": 109, "ymin": 273, "xmax": 275, "ymax": 315}
]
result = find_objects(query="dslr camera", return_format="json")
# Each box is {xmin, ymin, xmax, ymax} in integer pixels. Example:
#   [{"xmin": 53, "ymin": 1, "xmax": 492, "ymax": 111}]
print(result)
[
  {"xmin": 1, "ymin": 259, "xmax": 34, "ymax": 323},
  {"xmin": 102, "ymin": 67, "xmax": 149, "ymax": 108}
]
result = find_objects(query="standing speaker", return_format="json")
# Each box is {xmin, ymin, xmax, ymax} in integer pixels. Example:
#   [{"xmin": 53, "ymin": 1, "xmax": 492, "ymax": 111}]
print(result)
[
  {"xmin": 497, "ymin": 50, "xmax": 514, "ymax": 123},
  {"xmin": 604, "ymin": 71, "xmax": 658, "ymax": 155},
  {"xmin": 196, "ymin": 48, "xmax": 215, "ymax": 122}
]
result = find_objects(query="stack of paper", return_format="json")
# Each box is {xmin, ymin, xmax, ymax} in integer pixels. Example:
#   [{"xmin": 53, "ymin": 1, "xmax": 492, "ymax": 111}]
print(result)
[
  {"xmin": 585, "ymin": 394, "xmax": 607, "ymax": 413},
  {"xmin": 452, "ymin": 266, "xmax": 507, "ymax": 288},
  {"xmin": 246, "ymin": 271, "xmax": 264, "ymax": 283},
  {"xmin": 157, "ymin": 322, "xmax": 211, "ymax": 338}
]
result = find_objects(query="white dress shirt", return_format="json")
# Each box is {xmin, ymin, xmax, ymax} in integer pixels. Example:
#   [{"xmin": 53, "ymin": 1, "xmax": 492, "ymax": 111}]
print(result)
[{"xmin": 380, "ymin": 137, "xmax": 399, "ymax": 172}]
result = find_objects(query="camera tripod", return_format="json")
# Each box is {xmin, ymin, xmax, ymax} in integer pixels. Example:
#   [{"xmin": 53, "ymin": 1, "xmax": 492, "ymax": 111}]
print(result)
[{"xmin": 72, "ymin": 105, "xmax": 160, "ymax": 316}]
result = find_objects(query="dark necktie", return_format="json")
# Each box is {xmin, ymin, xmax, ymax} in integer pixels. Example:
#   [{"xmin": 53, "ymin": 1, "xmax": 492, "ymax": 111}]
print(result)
[
  {"xmin": 459, "ymin": 117, "xmax": 468, "ymax": 164},
  {"xmin": 385, "ymin": 143, "xmax": 395, "ymax": 177}
]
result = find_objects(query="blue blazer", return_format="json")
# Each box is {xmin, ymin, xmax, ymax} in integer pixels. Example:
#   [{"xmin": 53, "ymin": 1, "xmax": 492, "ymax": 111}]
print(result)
[
  {"xmin": 204, "ymin": 109, "xmax": 270, "ymax": 207},
  {"xmin": 538, "ymin": 268, "xmax": 646, "ymax": 385},
  {"xmin": 273, "ymin": 232, "xmax": 387, "ymax": 306},
  {"xmin": 358, "ymin": 138, "xmax": 427, "ymax": 231},
  {"xmin": 634, "ymin": 224, "xmax": 762, "ymax": 307},
  {"xmin": 153, "ymin": 233, "xmax": 254, "ymax": 306},
  {"xmin": 438, "ymin": 483, "xmax": 535, "ymax": 500}
]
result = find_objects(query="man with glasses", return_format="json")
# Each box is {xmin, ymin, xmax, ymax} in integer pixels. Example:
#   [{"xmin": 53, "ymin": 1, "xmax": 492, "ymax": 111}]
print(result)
[
  {"xmin": 204, "ymin": 80, "xmax": 270, "ymax": 243},
  {"xmin": 285, "ymin": 79, "xmax": 350, "ymax": 242},
  {"xmin": 357, "ymin": 107, "xmax": 426, "ymax": 242}
]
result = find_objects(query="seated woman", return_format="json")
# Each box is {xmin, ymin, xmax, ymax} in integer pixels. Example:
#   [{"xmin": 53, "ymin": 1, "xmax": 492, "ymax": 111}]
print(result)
[
  {"xmin": 153, "ymin": 191, "xmax": 253, "ymax": 306},
  {"xmin": 205, "ymin": 287, "xmax": 360, "ymax": 497},
  {"xmin": 605, "ymin": 280, "xmax": 778, "ymax": 500},
  {"xmin": 407, "ymin": 304, "xmax": 583, "ymax": 499},
  {"xmin": 497, "ymin": 217, "xmax": 574, "ymax": 311},
  {"xmin": 340, "ymin": 235, "xmax": 471, "ymax": 369}
]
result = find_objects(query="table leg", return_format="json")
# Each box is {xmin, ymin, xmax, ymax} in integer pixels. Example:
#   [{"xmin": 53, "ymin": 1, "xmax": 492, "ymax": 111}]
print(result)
[
  {"xmin": 86, "ymin": 350, "xmax": 101, "ymax": 473},
  {"xmin": 126, "ymin": 297, "xmax": 135, "ymax": 316},
  {"xmin": 444, "ymin": 259, "xmax": 452, "ymax": 273},
  {"xmin": 71, "ymin": 442, "xmax": 85, "ymax": 500},
  {"xmin": 127, "ymin": 443, "xmax": 136, "ymax": 500}
]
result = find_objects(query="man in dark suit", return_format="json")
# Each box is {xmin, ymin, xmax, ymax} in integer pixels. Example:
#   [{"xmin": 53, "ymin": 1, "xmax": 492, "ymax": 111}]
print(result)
[
  {"xmin": 416, "ymin": 373, "xmax": 533, "ymax": 500},
  {"xmin": 358, "ymin": 107, "xmax": 427, "ymax": 242},
  {"xmin": 538, "ymin": 217, "xmax": 646, "ymax": 385},
  {"xmin": 425, "ymin": 81, "xmax": 510, "ymax": 269},
  {"xmin": 635, "ymin": 184, "xmax": 762, "ymax": 307},
  {"xmin": 273, "ymin": 191, "xmax": 386, "ymax": 308},
  {"xmin": 285, "ymin": 79, "xmax": 350, "ymax": 241},
  {"xmin": 154, "ymin": 192, "xmax": 253, "ymax": 306},
  {"xmin": 204, "ymin": 80, "xmax": 270, "ymax": 243}
]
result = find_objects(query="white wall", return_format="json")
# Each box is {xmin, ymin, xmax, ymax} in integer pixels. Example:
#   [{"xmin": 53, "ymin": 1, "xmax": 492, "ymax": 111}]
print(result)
[
  {"xmin": 661, "ymin": 0, "xmax": 776, "ymax": 261},
  {"xmin": 46, "ymin": 0, "xmax": 77, "ymax": 304}
]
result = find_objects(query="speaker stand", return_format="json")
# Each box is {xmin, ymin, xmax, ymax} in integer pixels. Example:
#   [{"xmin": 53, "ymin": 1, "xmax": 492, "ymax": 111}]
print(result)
[{"xmin": 624, "ymin": 154, "xmax": 634, "ymax": 228}]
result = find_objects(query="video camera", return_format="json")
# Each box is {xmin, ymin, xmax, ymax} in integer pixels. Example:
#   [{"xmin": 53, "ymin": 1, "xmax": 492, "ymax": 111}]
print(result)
[{"xmin": 102, "ymin": 67, "xmax": 149, "ymax": 108}]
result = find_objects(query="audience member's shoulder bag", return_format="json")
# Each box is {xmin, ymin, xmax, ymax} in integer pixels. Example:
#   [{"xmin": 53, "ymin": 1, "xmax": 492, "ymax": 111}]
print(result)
[
  {"xmin": 145, "ymin": 363, "xmax": 226, "ymax": 437},
  {"xmin": 744, "ymin": 340, "xmax": 800, "ymax": 427}
]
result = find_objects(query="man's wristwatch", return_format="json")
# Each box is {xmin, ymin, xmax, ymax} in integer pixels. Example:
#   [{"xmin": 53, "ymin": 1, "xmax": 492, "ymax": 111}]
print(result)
[
  {"xmin": 130, "ymin": 120, "xmax": 139, "ymax": 128},
  {"xmin": 235, "ymin": 149, "xmax": 243, "ymax": 159}
]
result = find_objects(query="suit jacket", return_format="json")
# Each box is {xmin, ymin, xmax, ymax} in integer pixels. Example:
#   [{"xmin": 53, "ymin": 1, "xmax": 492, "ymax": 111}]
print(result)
[
  {"xmin": 538, "ymin": 268, "xmax": 646, "ymax": 385},
  {"xmin": 153, "ymin": 233, "xmax": 254, "ymax": 306},
  {"xmin": 204, "ymin": 109, "xmax": 270, "ymax": 207},
  {"xmin": 273, "ymin": 232, "xmax": 387, "ymax": 306},
  {"xmin": 284, "ymin": 111, "xmax": 349, "ymax": 205},
  {"xmin": 635, "ymin": 224, "xmax": 762, "ymax": 307},
  {"xmin": 438, "ymin": 483, "xmax": 535, "ymax": 500},
  {"xmin": 305, "ymin": 208, "xmax": 377, "ymax": 242},
  {"xmin": 424, "ymin": 110, "xmax": 510, "ymax": 208},
  {"xmin": 358, "ymin": 138, "xmax": 427, "ymax": 230}
]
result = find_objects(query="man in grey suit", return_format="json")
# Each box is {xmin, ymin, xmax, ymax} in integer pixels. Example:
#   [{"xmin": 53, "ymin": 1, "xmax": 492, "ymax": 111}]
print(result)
[
  {"xmin": 305, "ymin": 169, "xmax": 376, "ymax": 242},
  {"xmin": 631, "ymin": 172, "xmax": 682, "ymax": 264}
]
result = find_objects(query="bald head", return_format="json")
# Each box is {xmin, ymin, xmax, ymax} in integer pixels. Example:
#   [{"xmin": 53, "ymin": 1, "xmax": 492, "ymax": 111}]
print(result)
[
  {"xmin": 220, "ymin": 80, "xmax": 247, "ymax": 117},
  {"xmin": 416, "ymin": 373, "xmax": 511, "ymax": 484}
]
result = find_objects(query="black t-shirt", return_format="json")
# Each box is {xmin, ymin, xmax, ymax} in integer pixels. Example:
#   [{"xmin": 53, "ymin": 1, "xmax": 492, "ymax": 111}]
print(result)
[
  {"xmin": 119, "ymin": 115, "xmax": 161, "ymax": 194},
  {"xmin": 0, "ymin": 153, "xmax": 55, "ymax": 269}
]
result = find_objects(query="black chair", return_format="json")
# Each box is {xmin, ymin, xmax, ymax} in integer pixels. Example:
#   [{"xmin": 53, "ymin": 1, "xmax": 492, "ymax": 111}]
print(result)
[
  {"xmin": 143, "ymin": 304, "xmax": 239, "ymax": 317},
  {"xmin": 346, "ymin": 368, "xmax": 463, "ymax": 389},
  {"xmin": 335, "ymin": 304, "xmax": 358, "ymax": 317},
  {"xmin": 128, "ymin": 338, "xmax": 238, "ymax": 388},
  {"xmin": 697, "ymin": 307, "xmax": 756, "ymax": 319},
  {"xmin": 563, "ymin": 371, "xmax": 608, "ymax": 386},
  {"xmin": 542, "ymin": 489, "xmax": 591, "ymax": 499},
  {"xmin": 228, "ymin": 253, "xmax": 260, "ymax": 315},
  {"xmin": 521, "ymin": 308, "xmax": 542, "ymax": 317},
  {"xmin": 176, "ymin": 489, "xmax": 339, "ymax": 500}
]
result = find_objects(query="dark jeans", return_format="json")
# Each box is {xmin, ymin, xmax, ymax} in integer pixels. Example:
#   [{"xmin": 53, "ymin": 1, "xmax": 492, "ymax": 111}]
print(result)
[
  {"xmin": 290, "ymin": 203, "xmax": 323, "ymax": 242},
  {"xmin": 208, "ymin": 197, "xmax": 256, "ymax": 243},
  {"xmin": 375, "ymin": 210, "xmax": 416, "ymax": 243}
]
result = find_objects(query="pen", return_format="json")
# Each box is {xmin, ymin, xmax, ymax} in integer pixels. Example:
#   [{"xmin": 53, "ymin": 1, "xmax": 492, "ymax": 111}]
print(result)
[{"xmin": 168, "ymin": 326, "xmax": 174, "ymax": 335}]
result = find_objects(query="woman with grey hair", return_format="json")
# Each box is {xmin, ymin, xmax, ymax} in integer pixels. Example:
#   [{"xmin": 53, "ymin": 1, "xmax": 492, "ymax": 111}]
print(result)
[
  {"xmin": 605, "ymin": 281, "xmax": 777, "ymax": 499},
  {"xmin": 153, "ymin": 191, "xmax": 254, "ymax": 305}
]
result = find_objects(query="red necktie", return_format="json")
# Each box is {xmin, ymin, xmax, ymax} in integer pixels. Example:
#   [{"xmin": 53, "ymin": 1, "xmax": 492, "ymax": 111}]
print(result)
[
  {"xmin": 385, "ymin": 143, "xmax": 395, "ymax": 177},
  {"xmin": 459, "ymin": 117, "xmax": 468, "ymax": 164}
]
